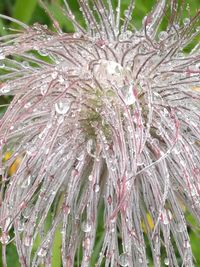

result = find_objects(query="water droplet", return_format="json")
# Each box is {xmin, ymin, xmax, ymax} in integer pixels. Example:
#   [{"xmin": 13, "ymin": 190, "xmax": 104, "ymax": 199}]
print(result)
[
  {"xmin": 119, "ymin": 253, "xmax": 129, "ymax": 266},
  {"xmin": 164, "ymin": 257, "xmax": 169, "ymax": 266},
  {"xmin": 1, "ymin": 85, "xmax": 10, "ymax": 94},
  {"xmin": 183, "ymin": 240, "xmax": 190, "ymax": 249},
  {"xmin": 76, "ymin": 152, "xmax": 84, "ymax": 161},
  {"xmin": 93, "ymin": 183, "xmax": 100, "ymax": 193},
  {"xmin": 0, "ymin": 53, "xmax": 5, "ymax": 60},
  {"xmin": 93, "ymin": 59, "xmax": 127, "ymax": 87},
  {"xmin": 24, "ymin": 235, "xmax": 33, "ymax": 247},
  {"xmin": 121, "ymin": 85, "xmax": 135, "ymax": 105},
  {"xmin": 38, "ymin": 247, "xmax": 47, "ymax": 258},
  {"xmin": 18, "ymin": 221, "xmax": 25, "ymax": 232},
  {"xmin": 22, "ymin": 206, "xmax": 32, "ymax": 219},
  {"xmin": 124, "ymin": 9, "xmax": 130, "ymax": 17},
  {"xmin": 88, "ymin": 175, "xmax": 93, "ymax": 182},
  {"xmin": 22, "ymin": 61, "xmax": 30, "ymax": 68},
  {"xmin": 160, "ymin": 209, "xmax": 172, "ymax": 225},
  {"xmin": 51, "ymin": 71, "xmax": 58, "ymax": 79},
  {"xmin": 119, "ymin": 31, "xmax": 132, "ymax": 41},
  {"xmin": 158, "ymin": 31, "xmax": 168, "ymax": 41},
  {"xmin": 196, "ymin": 26, "xmax": 200, "ymax": 32},
  {"xmin": 0, "ymin": 62, "xmax": 5, "ymax": 68},
  {"xmin": 21, "ymin": 175, "xmax": 31, "ymax": 188},
  {"xmin": 176, "ymin": 222, "xmax": 185, "ymax": 233},
  {"xmin": 127, "ymin": 125, "xmax": 133, "ymax": 133},
  {"xmin": 55, "ymin": 100, "xmax": 70, "ymax": 115},
  {"xmin": 24, "ymin": 102, "xmax": 32, "ymax": 109},
  {"xmin": 183, "ymin": 18, "xmax": 190, "ymax": 26},
  {"xmin": 81, "ymin": 221, "xmax": 92, "ymax": 233},
  {"xmin": 0, "ymin": 232, "xmax": 10, "ymax": 245},
  {"xmin": 58, "ymin": 75, "xmax": 65, "ymax": 84},
  {"xmin": 39, "ymin": 49, "xmax": 49, "ymax": 57},
  {"xmin": 73, "ymin": 32, "xmax": 82, "ymax": 38},
  {"xmin": 138, "ymin": 257, "xmax": 143, "ymax": 263},
  {"xmin": 40, "ymin": 85, "xmax": 48, "ymax": 95}
]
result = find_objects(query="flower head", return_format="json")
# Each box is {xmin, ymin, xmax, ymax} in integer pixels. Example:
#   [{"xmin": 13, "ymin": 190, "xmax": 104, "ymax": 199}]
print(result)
[{"xmin": 0, "ymin": 0, "xmax": 200, "ymax": 266}]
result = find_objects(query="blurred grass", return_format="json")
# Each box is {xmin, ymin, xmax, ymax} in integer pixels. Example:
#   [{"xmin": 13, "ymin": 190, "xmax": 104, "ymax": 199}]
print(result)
[{"xmin": 0, "ymin": 0, "xmax": 200, "ymax": 266}]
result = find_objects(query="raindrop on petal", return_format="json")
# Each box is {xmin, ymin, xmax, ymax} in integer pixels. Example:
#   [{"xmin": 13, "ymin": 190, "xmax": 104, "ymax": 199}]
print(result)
[
  {"xmin": 119, "ymin": 253, "xmax": 129, "ymax": 266},
  {"xmin": 164, "ymin": 257, "xmax": 169, "ymax": 266},
  {"xmin": 55, "ymin": 100, "xmax": 70, "ymax": 115},
  {"xmin": 81, "ymin": 221, "xmax": 92, "ymax": 233},
  {"xmin": 38, "ymin": 247, "xmax": 47, "ymax": 258},
  {"xmin": 0, "ymin": 232, "xmax": 10, "ymax": 245},
  {"xmin": 21, "ymin": 175, "xmax": 31, "ymax": 188}
]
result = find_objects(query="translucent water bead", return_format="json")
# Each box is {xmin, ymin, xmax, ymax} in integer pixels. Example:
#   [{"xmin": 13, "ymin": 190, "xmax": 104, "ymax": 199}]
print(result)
[
  {"xmin": 81, "ymin": 221, "xmax": 92, "ymax": 233},
  {"xmin": 55, "ymin": 99, "xmax": 70, "ymax": 115},
  {"xmin": 159, "ymin": 209, "xmax": 172, "ymax": 225},
  {"xmin": 119, "ymin": 253, "xmax": 129, "ymax": 266},
  {"xmin": 38, "ymin": 247, "xmax": 47, "ymax": 258},
  {"xmin": 0, "ymin": 232, "xmax": 10, "ymax": 245},
  {"xmin": 164, "ymin": 257, "xmax": 169, "ymax": 265}
]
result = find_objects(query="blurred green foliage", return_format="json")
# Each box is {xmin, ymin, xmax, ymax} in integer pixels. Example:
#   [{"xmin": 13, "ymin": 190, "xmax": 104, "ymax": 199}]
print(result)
[{"xmin": 0, "ymin": 0, "xmax": 200, "ymax": 266}]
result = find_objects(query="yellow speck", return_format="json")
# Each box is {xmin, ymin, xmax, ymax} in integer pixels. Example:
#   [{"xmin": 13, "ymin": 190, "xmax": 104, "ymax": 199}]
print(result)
[
  {"xmin": 146, "ymin": 213, "xmax": 154, "ymax": 230},
  {"xmin": 3, "ymin": 152, "xmax": 12, "ymax": 161},
  {"xmin": 142, "ymin": 213, "xmax": 154, "ymax": 232},
  {"xmin": 9, "ymin": 157, "xmax": 22, "ymax": 176}
]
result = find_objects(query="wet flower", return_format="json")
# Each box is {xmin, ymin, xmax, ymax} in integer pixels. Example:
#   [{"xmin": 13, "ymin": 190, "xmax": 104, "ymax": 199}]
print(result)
[{"xmin": 0, "ymin": 0, "xmax": 200, "ymax": 266}]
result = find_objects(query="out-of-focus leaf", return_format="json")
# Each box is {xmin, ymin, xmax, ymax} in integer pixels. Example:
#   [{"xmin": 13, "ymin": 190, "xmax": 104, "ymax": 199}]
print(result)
[
  {"xmin": 12, "ymin": 0, "xmax": 37, "ymax": 24},
  {"xmin": 0, "ymin": 19, "xmax": 7, "ymax": 35},
  {"xmin": 52, "ymin": 227, "xmax": 62, "ymax": 267}
]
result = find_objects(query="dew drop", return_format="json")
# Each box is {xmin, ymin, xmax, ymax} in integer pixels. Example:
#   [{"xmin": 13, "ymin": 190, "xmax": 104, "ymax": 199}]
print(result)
[
  {"xmin": 21, "ymin": 175, "xmax": 31, "ymax": 188},
  {"xmin": 121, "ymin": 85, "xmax": 135, "ymax": 105},
  {"xmin": 127, "ymin": 125, "xmax": 133, "ymax": 133},
  {"xmin": 138, "ymin": 257, "xmax": 143, "ymax": 263},
  {"xmin": 88, "ymin": 175, "xmax": 93, "ymax": 182},
  {"xmin": 93, "ymin": 183, "xmax": 100, "ymax": 193},
  {"xmin": 24, "ymin": 102, "xmax": 32, "ymax": 109},
  {"xmin": 22, "ymin": 61, "xmax": 30, "ymax": 68},
  {"xmin": 183, "ymin": 240, "xmax": 190, "ymax": 249},
  {"xmin": 183, "ymin": 18, "xmax": 190, "ymax": 26},
  {"xmin": 38, "ymin": 247, "xmax": 47, "ymax": 258},
  {"xmin": 158, "ymin": 31, "xmax": 168, "ymax": 41},
  {"xmin": 0, "ymin": 53, "xmax": 5, "ymax": 60},
  {"xmin": 0, "ymin": 62, "xmax": 5, "ymax": 68},
  {"xmin": 81, "ymin": 221, "xmax": 92, "ymax": 233},
  {"xmin": 39, "ymin": 49, "xmax": 49, "ymax": 57},
  {"xmin": 40, "ymin": 85, "xmax": 48, "ymax": 95},
  {"xmin": 176, "ymin": 222, "xmax": 185, "ymax": 233},
  {"xmin": 0, "ymin": 232, "xmax": 10, "ymax": 245},
  {"xmin": 124, "ymin": 9, "xmax": 129, "ymax": 17},
  {"xmin": 160, "ymin": 209, "xmax": 172, "ymax": 225},
  {"xmin": 119, "ymin": 253, "xmax": 129, "ymax": 266},
  {"xmin": 22, "ymin": 206, "xmax": 32, "ymax": 219},
  {"xmin": 51, "ymin": 71, "xmax": 58, "ymax": 79},
  {"xmin": 73, "ymin": 32, "xmax": 82, "ymax": 38},
  {"xmin": 76, "ymin": 152, "xmax": 85, "ymax": 161},
  {"xmin": 119, "ymin": 31, "xmax": 132, "ymax": 41},
  {"xmin": 18, "ymin": 221, "xmax": 25, "ymax": 232},
  {"xmin": 1, "ymin": 85, "xmax": 10, "ymax": 94},
  {"xmin": 24, "ymin": 235, "xmax": 33, "ymax": 247},
  {"xmin": 55, "ymin": 100, "xmax": 70, "ymax": 115},
  {"xmin": 164, "ymin": 257, "xmax": 169, "ymax": 266}
]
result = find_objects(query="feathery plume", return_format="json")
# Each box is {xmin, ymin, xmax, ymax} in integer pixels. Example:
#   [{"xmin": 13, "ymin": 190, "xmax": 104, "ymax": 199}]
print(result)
[{"xmin": 0, "ymin": 1, "xmax": 200, "ymax": 266}]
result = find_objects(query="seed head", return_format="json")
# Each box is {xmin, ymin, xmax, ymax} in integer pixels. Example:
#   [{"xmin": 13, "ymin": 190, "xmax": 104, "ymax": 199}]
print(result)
[{"xmin": 0, "ymin": 1, "xmax": 200, "ymax": 266}]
